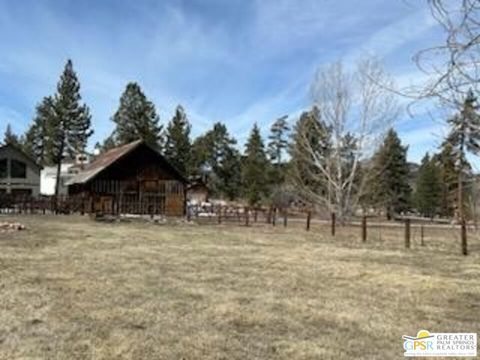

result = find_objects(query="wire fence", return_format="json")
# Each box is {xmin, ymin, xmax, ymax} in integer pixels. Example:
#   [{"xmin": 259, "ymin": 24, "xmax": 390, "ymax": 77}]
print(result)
[
  {"xmin": 0, "ymin": 197, "xmax": 477, "ymax": 256},
  {"xmin": 187, "ymin": 204, "xmax": 478, "ymax": 256}
]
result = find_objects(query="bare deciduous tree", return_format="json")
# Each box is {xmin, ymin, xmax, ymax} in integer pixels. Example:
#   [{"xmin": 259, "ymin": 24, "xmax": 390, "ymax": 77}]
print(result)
[
  {"xmin": 404, "ymin": 0, "xmax": 480, "ymax": 111},
  {"xmin": 291, "ymin": 57, "xmax": 399, "ymax": 219}
]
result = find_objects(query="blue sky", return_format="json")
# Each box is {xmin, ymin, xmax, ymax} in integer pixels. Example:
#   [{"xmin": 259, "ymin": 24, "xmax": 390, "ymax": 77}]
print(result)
[{"xmin": 0, "ymin": 0, "xmax": 451, "ymax": 162}]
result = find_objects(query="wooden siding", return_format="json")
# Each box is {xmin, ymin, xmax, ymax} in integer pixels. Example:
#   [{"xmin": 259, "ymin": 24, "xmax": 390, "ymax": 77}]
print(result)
[{"xmin": 70, "ymin": 143, "xmax": 186, "ymax": 216}]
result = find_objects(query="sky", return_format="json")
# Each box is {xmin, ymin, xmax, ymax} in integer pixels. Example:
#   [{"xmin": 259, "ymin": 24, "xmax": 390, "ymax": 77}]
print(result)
[{"xmin": 0, "ymin": 0, "xmax": 452, "ymax": 163}]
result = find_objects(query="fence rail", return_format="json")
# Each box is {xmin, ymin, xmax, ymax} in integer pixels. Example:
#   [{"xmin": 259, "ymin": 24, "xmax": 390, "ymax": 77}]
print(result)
[
  {"xmin": 186, "ymin": 204, "xmax": 477, "ymax": 256},
  {"xmin": 0, "ymin": 194, "xmax": 87, "ymax": 215},
  {"xmin": 0, "ymin": 197, "xmax": 477, "ymax": 255}
]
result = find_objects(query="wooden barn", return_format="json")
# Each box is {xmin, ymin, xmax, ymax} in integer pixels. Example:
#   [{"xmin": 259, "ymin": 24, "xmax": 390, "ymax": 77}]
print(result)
[{"xmin": 68, "ymin": 140, "xmax": 187, "ymax": 216}]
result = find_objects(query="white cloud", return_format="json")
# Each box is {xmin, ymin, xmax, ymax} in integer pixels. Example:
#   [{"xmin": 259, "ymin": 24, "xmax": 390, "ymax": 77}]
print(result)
[{"xmin": 344, "ymin": 7, "xmax": 437, "ymax": 65}]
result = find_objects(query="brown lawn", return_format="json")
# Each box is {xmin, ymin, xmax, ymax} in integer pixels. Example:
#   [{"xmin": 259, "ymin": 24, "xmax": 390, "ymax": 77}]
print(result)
[{"xmin": 0, "ymin": 215, "xmax": 479, "ymax": 359}]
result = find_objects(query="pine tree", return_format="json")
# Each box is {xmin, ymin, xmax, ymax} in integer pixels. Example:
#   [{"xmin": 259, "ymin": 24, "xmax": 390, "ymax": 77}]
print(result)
[
  {"xmin": 242, "ymin": 124, "xmax": 269, "ymax": 205},
  {"xmin": 111, "ymin": 82, "xmax": 162, "ymax": 148},
  {"xmin": 366, "ymin": 129, "xmax": 411, "ymax": 219},
  {"xmin": 191, "ymin": 122, "xmax": 241, "ymax": 200},
  {"xmin": 23, "ymin": 96, "xmax": 56, "ymax": 165},
  {"xmin": 50, "ymin": 59, "xmax": 93, "ymax": 198},
  {"xmin": 432, "ymin": 143, "xmax": 459, "ymax": 217},
  {"xmin": 267, "ymin": 115, "xmax": 290, "ymax": 164},
  {"xmin": 267, "ymin": 115, "xmax": 290, "ymax": 187},
  {"xmin": 3, "ymin": 123, "xmax": 21, "ymax": 147},
  {"xmin": 444, "ymin": 89, "xmax": 480, "ymax": 221},
  {"xmin": 414, "ymin": 153, "xmax": 442, "ymax": 218},
  {"xmin": 215, "ymin": 145, "xmax": 242, "ymax": 200},
  {"xmin": 164, "ymin": 105, "xmax": 191, "ymax": 176},
  {"xmin": 289, "ymin": 107, "xmax": 331, "ymax": 201}
]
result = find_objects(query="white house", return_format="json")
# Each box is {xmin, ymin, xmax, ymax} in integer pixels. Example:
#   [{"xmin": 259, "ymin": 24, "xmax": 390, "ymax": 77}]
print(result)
[{"xmin": 40, "ymin": 154, "xmax": 89, "ymax": 195}]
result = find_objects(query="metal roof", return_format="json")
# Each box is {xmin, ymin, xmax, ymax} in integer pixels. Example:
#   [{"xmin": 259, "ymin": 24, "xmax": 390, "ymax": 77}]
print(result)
[{"xmin": 67, "ymin": 139, "xmax": 186, "ymax": 185}]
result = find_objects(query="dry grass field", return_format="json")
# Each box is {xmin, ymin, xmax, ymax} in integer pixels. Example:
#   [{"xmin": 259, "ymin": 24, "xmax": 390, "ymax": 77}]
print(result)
[{"xmin": 0, "ymin": 215, "xmax": 479, "ymax": 359}]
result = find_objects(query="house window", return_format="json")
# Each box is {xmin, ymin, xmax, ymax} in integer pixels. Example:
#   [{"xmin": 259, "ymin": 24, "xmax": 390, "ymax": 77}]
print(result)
[
  {"xmin": 0, "ymin": 159, "xmax": 7, "ymax": 178},
  {"xmin": 11, "ymin": 160, "xmax": 26, "ymax": 178}
]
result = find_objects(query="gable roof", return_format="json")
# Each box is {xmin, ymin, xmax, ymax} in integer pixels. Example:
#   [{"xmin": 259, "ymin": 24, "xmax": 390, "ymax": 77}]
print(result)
[
  {"xmin": 0, "ymin": 143, "xmax": 42, "ymax": 171},
  {"xmin": 67, "ymin": 139, "xmax": 186, "ymax": 185}
]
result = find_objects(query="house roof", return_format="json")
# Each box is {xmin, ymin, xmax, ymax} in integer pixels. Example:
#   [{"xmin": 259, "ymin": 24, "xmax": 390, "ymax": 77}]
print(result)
[
  {"xmin": 67, "ymin": 139, "xmax": 187, "ymax": 185},
  {"xmin": 0, "ymin": 143, "xmax": 42, "ymax": 170}
]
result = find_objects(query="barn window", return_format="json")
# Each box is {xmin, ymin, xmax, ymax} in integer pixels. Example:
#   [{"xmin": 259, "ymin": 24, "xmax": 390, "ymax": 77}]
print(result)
[
  {"xmin": 11, "ymin": 160, "xmax": 26, "ymax": 178},
  {"xmin": 0, "ymin": 159, "xmax": 7, "ymax": 178}
]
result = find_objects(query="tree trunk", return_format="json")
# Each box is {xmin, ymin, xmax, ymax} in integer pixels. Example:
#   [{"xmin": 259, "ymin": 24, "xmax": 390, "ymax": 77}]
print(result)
[
  {"xmin": 54, "ymin": 139, "xmax": 65, "ymax": 213},
  {"xmin": 458, "ymin": 171, "xmax": 463, "ymax": 222}
]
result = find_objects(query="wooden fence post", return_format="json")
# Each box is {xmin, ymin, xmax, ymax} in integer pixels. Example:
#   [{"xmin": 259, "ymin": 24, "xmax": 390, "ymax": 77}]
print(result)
[
  {"xmin": 306, "ymin": 211, "xmax": 311, "ymax": 231},
  {"xmin": 218, "ymin": 205, "xmax": 222, "ymax": 224},
  {"xmin": 331, "ymin": 212, "xmax": 336, "ymax": 236},
  {"xmin": 420, "ymin": 225, "xmax": 424, "ymax": 246},
  {"xmin": 283, "ymin": 209, "xmax": 288, "ymax": 227},
  {"xmin": 245, "ymin": 207, "xmax": 249, "ymax": 226},
  {"xmin": 272, "ymin": 208, "xmax": 277, "ymax": 227},
  {"xmin": 461, "ymin": 219, "xmax": 468, "ymax": 256},
  {"xmin": 362, "ymin": 216, "xmax": 367, "ymax": 242},
  {"xmin": 405, "ymin": 219, "xmax": 411, "ymax": 249}
]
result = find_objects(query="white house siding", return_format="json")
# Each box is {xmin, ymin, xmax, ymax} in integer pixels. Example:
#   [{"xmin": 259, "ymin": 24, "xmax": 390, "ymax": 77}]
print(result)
[{"xmin": 40, "ymin": 163, "xmax": 77, "ymax": 196}]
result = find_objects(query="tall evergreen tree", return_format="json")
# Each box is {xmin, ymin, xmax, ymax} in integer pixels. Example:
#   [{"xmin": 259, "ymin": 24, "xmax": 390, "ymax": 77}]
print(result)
[
  {"xmin": 3, "ymin": 123, "xmax": 21, "ymax": 147},
  {"xmin": 267, "ymin": 115, "xmax": 290, "ymax": 187},
  {"xmin": 242, "ymin": 124, "xmax": 269, "ymax": 205},
  {"xmin": 366, "ymin": 129, "xmax": 411, "ymax": 219},
  {"xmin": 215, "ymin": 145, "xmax": 242, "ymax": 200},
  {"xmin": 23, "ymin": 96, "xmax": 56, "ymax": 165},
  {"xmin": 111, "ymin": 82, "xmax": 162, "ymax": 148},
  {"xmin": 49, "ymin": 59, "xmax": 93, "ymax": 197},
  {"xmin": 190, "ymin": 122, "xmax": 242, "ymax": 200},
  {"xmin": 289, "ymin": 107, "xmax": 332, "ymax": 202},
  {"xmin": 414, "ymin": 153, "xmax": 442, "ymax": 218},
  {"xmin": 432, "ymin": 143, "xmax": 460, "ymax": 217},
  {"xmin": 444, "ymin": 89, "xmax": 480, "ymax": 220},
  {"xmin": 164, "ymin": 105, "xmax": 191, "ymax": 176},
  {"xmin": 267, "ymin": 115, "xmax": 290, "ymax": 164}
]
